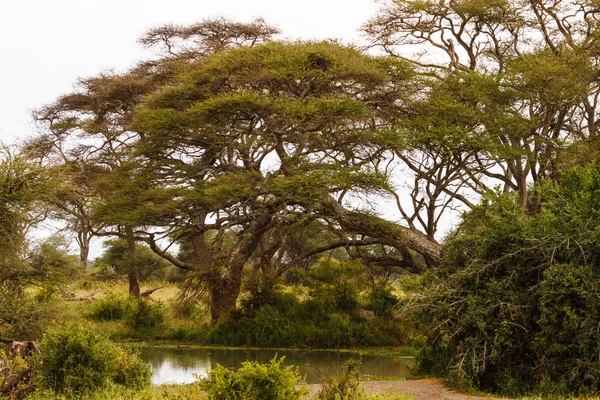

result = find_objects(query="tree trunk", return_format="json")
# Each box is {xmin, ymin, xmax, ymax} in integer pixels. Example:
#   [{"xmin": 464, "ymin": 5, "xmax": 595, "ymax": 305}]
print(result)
[
  {"xmin": 126, "ymin": 228, "xmax": 140, "ymax": 298},
  {"xmin": 77, "ymin": 228, "xmax": 91, "ymax": 270},
  {"xmin": 80, "ymin": 242, "xmax": 90, "ymax": 270},
  {"xmin": 128, "ymin": 269, "xmax": 140, "ymax": 298},
  {"xmin": 209, "ymin": 278, "xmax": 242, "ymax": 324}
]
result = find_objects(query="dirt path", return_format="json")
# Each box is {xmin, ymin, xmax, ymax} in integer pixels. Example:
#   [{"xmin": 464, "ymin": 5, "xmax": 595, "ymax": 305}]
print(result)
[{"xmin": 304, "ymin": 379, "xmax": 507, "ymax": 400}]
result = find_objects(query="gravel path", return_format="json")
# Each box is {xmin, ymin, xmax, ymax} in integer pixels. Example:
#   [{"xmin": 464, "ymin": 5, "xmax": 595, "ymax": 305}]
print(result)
[{"xmin": 304, "ymin": 379, "xmax": 507, "ymax": 400}]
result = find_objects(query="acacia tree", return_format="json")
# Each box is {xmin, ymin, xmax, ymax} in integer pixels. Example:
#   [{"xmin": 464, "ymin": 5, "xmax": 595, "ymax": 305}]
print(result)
[
  {"xmin": 34, "ymin": 18, "xmax": 280, "ymax": 297},
  {"xmin": 364, "ymin": 0, "xmax": 600, "ymax": 227},
  {"xmin": 131, "ymin": 40, "xmax": 433, "ymax": 322},
  {"xmin": 35, "ymin": 19, "xmax": 447, "ymax": 321},
  {"xmin": 23, "ymin": 130, "xmax": 106, "ymax": 269}
]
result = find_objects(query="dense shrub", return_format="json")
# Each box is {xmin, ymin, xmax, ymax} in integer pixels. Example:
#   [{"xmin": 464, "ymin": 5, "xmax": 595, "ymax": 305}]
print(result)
[
  {"xmin": 200, "ymin": 356, "xmax": 306, "ymax": 400},
  {"xmin": 124, "ymin": 298, "xmax": 165, "ymax": 331},
  {"xmin": 410, "ymin": 165, "xmax": 600, "ymax": 396},
  {"xmin": 37, "ymin": 327, "xmax": 121, "ymax": 393},
  {"xmin": 86, "ymin": 296, "xmax": 165, "ymax": 331},
  {"xmin": 309, "ymin": 259, "xmax": 366, "ymax": 314},
  {"xmin": 111, "ymin": 350, "xmax": 152, "ymax": 389},
  {"xmin": 206, "ymin": 292, "xmax": 405, "ymax": 348},
  {"xmin": 0, "ymin": 288, "xmax": 57, "ymax": 340},
  {"xmin": 364, "ymin": 285, "xmax": 399, "ymax": 321},
  {"xmin": 86, "ymin": 295, "xmax": 132, "ymax": 321},
  {"xmin": 36, "ymin": 327, "xmax": 152, "ymax": 394}
]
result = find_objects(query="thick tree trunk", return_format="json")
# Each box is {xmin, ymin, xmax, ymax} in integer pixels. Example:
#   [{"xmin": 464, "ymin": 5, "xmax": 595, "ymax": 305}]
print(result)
[
  {"xmin": 207, "ymin": 214, "xmax": 274, "ymax": 323},
  {"xmin": 128, "ymin": 269, "xmax": 140, "ymax": 298},
  {"xmin": 327, "ymin": 198, "xmax": 443, "ymax": 268},
  {"xmin": 209, "ymin": 278, "xmax": 242, "ymax": 324}
]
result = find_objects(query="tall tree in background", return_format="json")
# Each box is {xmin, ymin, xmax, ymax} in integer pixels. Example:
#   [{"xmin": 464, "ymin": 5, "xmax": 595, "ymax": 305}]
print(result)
[
  {"xmin": 34, "ymin": 18, "xmax": 281, "ymax": 297},
  {"xmin": 364, "ymin": 0, "xmax": 600, "ymax": 226}
]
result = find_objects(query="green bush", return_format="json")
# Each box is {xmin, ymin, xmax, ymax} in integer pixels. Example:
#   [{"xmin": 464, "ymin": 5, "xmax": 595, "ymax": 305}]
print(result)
[
  {"xmin": 37, "ymin": 327, "xmax": 121, "ymax": 394},
  {"xmin": 205, "ymin": 293, "xmax": 403, "ymax": 348},
  {"xmin": 36, "ymin": 327, "xmax": 153, "ymax": 395},
  {"xmin": 111, "ymin": 350, "xmax": 152, "ymax": 389},
  {"xmin": 86, "ymin": 295, "xmax": 133, "ymax": 321},
  {"xmin": 309, "ymin": 259, "xmax": 366, "ymax": 314},
  {"xmin": 409, "ymin": 165, "xmax": 600, "ymax": 396},
  {"xmin": 200, "ymin": 356, "xmax": 306, "ymax": 400},
  {"xmin": 125, "ymin": 298, "xmax": 165, "ymax": 331},
  {"xmin": 364, "ymin": 285, "xmax": 399, "ymax": 321}
]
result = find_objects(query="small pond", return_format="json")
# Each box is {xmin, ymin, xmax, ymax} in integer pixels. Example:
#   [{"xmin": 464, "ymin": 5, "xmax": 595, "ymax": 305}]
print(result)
[{"xmin": 138, "ymin": 346, "xmax": 415, "ymax": 385}]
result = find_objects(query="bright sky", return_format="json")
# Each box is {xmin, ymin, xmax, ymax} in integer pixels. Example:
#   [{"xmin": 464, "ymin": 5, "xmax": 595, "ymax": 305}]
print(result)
[
  {"xmin": 0, "ymin": 0, "xmax": 379, "ymax": 145},
  {"xmin": 1, "ymin": 0, "xmax": 381, "ymax": 258}
]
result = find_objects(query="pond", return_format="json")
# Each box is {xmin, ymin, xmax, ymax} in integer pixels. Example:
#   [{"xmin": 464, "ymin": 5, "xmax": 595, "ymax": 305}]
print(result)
[{"xmin": 138, "ymin": 346, "xmax": 415, "ymax": 385}]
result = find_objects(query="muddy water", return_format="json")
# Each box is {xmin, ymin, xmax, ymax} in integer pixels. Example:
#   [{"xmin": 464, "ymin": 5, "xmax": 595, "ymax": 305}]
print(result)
[{"xmin": 138, "ymin": 346, "xmax": 415, "ymax": 385}]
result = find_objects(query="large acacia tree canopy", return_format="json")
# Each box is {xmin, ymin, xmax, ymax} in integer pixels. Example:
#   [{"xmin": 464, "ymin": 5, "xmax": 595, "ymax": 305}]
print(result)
[
  {"xmin": 134, "ymin": 41, "xmax": 414, "ymax": 157},
  {"xmin": 130, "ymin": 41, "xmax": 434, "ymax": 259}
]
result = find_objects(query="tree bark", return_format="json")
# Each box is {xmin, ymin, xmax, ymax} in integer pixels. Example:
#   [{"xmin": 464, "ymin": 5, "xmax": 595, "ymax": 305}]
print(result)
[
  {"xmin": 77, "ymin": 228, "xmax": 91, "ymax": 270},
  {"xmin": 126, "ymin": 228, "xmax": 140, "ymax": 298},
  {"xmin": 208, "ymin": 278, "xmax": 242, "ymax": 324},
  {"xmin": 323, "ymin": 197, "xmax": 443, "ymax": 268},
  {"xmin": 80, "ymin": 242, "xmax": 90, "ymax": 270}
]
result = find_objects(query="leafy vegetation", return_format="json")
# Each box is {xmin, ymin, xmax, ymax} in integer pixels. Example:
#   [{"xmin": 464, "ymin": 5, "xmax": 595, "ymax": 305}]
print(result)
[
  {"xmin": 318, "ymin": 359, "xmax": 366, "ymax": 400},
  {"xmin": 200, "ymin": 356, "xmax": 306, "ymax": 400},
  {"xmin": 3, "ymin": 1, "xmax": 600, "ymax": 397},
  {"xmin": 36, "ymin": 327, "xmax": 150, "ymax": 394},
  {"xmin": 409, "ymin": 165, "xmax": 600, "ymax": 396}
]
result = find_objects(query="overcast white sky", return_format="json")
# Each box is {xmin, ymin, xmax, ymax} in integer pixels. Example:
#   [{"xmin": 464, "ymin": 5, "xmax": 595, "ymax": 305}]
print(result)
[
  {"xmin": 1, "ymin": 0, "xmax": 384, "ymax": 258},
  {"xmin": 0, "ymin": 0, "xmax": 379, "ymax": 145}
]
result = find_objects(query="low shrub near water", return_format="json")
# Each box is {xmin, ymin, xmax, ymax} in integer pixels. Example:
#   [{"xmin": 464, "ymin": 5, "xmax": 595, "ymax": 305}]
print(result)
[
  {"xmin": 86, "ymin": 294, "xmax": 132, "ymax": 321},
  {"xmin": 36, "ymin": 326, "xmax": 151, "ymax": 394},
  {"xmin": 124, "ymin": 299, "xmax": 165, "ymax": 331},
  {"xmin": 203, "ymin": 260, "xmax": 406, "ymax": 348},
  {"xmin": 86, "ymin": 296, "xmax": 165, "ymax": 332},
  {"xmin": 111, "ymin": 350, "xmax": 152, "ymax": 390},
  {"xmin": 200, "ymin": 356, "xmax": 306, "ymax": 400}
]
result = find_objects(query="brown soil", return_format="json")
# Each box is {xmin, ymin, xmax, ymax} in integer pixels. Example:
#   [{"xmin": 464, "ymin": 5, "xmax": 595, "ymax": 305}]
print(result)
[{"xmin": 304, "ymin": 379, "xmax": 507, "ymax": 400}]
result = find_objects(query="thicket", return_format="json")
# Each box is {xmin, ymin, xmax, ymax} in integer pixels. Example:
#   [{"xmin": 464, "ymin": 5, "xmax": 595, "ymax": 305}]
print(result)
[
  {"xmin": 18, "ymin": 356, "xmax": 411, "ymax": 400},
  {"xmin": 36, "ymin": 326, "xmax": 151, "ymax": 395},
  {"xmin": 205, "ymin": 260, "xmax": 406, "ymax": 348},
  {"xmin": 409, "ymin": 165, "xmax": 600, "ymax": 396}
]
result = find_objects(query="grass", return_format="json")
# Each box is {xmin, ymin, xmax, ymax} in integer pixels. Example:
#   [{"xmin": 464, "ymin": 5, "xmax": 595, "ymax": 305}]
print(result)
[
  {"xmin": 23, "ymin": 383, "xmax": 415, "ymax": 400},
  {"xmin": 55, "ymin": 280, "xmax": 211, "ymax": 340}
]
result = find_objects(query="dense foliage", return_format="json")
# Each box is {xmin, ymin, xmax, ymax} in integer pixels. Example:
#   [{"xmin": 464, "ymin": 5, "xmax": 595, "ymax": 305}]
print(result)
[
  {"xmin": 200, "ymin": 357, "xmax": 306, "ymax": 400},
  {"xmin": 0, "ymin": 150, "xmax": 78, "ymax": 340},
  {"xmin": 37, "ymin": 327, "xmax": 150, "ymax": 394},
  {"xmin": 204, "ymin": 260, "xmax": 405, "ymax": 348},
  {"xmin": 410, "ymin": 165, "xmax": 600, "ymax": 395}
]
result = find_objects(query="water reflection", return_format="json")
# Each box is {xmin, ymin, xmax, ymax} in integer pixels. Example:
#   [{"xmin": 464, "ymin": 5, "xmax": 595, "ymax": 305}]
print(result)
[{"xmin": 139, "ymin": 346, "xmax": 414, "ymax": 385}]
